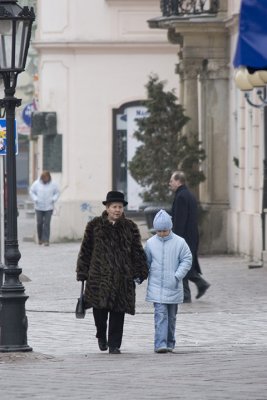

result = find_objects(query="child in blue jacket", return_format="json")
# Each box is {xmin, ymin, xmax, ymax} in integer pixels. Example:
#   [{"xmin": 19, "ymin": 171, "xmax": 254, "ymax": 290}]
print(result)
[{"xmin": 145, "ymin": 209, "xmax": 192, "ymax": 353}]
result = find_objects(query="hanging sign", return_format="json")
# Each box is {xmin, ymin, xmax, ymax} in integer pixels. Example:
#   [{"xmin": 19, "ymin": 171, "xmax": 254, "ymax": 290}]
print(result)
[
  {"xmin": 22, "ymin": 101, "xmax": 37, "ymax": 127},
  {"xmin": 0, "ymin": 118, "xmax": 18, "ymax": 156}
]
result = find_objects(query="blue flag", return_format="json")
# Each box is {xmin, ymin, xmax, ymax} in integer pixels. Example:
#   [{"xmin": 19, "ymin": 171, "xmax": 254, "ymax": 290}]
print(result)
[{"xmin": 233, "ymin": 0, "xmax": 267, "ymax": 69}]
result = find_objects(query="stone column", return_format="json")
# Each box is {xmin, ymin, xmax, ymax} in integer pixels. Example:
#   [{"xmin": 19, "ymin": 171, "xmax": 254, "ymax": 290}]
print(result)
[
  {"xmin": 198, "ymin": 59, "xmax": 229, "ymax": 253},
  {"xmin": 172, "ymin": 25, "xmax": 229, "ymax": 253},
  {"xmin": 176, "ymin": 58, "xmax": 202, "ymax": 136}
]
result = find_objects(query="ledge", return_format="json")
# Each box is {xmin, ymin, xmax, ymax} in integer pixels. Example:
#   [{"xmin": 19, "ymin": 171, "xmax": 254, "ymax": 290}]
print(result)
[{"xmin": 33, "ymin": 40, "xmax": 175, "ymax": 51}]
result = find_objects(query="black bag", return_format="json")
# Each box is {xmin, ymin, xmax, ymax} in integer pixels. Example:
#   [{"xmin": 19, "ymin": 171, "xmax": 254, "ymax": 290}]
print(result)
[{"xmin": 75, "ymin": 281, "xmax": 86, "ymax": 319}]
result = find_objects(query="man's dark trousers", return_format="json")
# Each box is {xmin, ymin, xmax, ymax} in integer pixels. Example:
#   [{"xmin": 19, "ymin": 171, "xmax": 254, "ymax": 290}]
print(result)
[{"xmin": 183, "ymin": 254, "xmax": 209, "ymax": 301}]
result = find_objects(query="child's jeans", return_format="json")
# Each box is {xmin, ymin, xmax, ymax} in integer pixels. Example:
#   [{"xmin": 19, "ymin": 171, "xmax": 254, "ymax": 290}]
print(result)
[{"xmin": 154, "ymin": 303, "xmax": 178, "ymax": 351}]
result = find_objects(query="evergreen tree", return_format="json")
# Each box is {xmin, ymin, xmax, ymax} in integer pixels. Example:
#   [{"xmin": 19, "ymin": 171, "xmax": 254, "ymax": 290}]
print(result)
[{"xmin": 129, "ymin": 74, "xmax": 206, "ymax": 203}]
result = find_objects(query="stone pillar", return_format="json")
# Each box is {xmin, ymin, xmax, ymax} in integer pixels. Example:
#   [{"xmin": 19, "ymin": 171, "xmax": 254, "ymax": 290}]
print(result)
[
  {"xmin": 172, "ymin": 25, "xmax": 229, "ymax": 253},
  {"xmin": 176, "ymin": 58, "xmax": 202, "ymax": 136},
  {"xmin": 198, "ymin": 59, "xmax": 229, "ymax": 253}
]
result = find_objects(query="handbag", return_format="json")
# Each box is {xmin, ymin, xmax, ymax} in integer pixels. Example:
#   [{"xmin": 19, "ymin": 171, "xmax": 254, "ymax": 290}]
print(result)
[{"xmin": 75, "ymin": 281, "xmax": 86, "ymax": 319}]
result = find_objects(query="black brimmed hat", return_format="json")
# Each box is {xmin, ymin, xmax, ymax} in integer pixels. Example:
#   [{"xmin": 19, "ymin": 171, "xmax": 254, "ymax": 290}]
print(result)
[{"xmin": 102, "ymin": 191, "xmax": 128, "ymax": 206}]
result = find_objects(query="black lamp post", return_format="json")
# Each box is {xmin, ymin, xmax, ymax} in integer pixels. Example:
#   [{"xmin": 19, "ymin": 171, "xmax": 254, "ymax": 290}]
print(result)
[{"xmin": 0, "ymin": 0, "xmax": 35, "ymax": 352}]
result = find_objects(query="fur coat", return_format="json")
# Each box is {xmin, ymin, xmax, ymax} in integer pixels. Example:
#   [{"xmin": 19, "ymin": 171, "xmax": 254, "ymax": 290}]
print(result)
[{"xmin": 76, "ymin": 211, "xmax": 148, "ymax": 315}]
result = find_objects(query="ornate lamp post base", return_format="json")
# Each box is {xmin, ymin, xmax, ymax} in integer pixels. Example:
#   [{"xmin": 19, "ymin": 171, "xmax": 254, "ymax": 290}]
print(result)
[
  {"xmin": 0, "ymin": 292, "xmax": 32, "ymax": 352},
  {"xmin": 0, "ymin": 0, "xmax": 35, "ymax": 352}
]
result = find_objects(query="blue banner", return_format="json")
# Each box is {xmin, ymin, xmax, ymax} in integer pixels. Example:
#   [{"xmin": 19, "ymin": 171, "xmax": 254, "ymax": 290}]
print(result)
[{"xmin": 234, "ymin": 0, "xmax": 267, "ymax": 69}]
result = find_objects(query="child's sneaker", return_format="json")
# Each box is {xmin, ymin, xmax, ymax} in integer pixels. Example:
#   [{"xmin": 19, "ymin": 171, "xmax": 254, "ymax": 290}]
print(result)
[{"xmin": 155, "ymin": 348, "xmax": 168, "ymax": 353}]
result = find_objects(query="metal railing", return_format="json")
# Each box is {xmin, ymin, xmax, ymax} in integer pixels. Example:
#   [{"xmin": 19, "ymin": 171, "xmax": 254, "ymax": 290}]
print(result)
[{"xmin": 160, "ymin": 0, "xmax": 220, "ymax": 17}]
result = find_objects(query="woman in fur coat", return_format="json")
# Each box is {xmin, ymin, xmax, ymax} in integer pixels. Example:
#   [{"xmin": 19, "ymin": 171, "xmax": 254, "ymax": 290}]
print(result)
[{"xmin": 76, "ymin": 191, "xmax": 148, "ymax": 354}]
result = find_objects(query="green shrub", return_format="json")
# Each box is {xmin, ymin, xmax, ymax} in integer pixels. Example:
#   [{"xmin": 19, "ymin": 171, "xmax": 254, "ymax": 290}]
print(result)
[{"xmin": 129, "ymin": 74, "xmax": 206, "ymax": 203}]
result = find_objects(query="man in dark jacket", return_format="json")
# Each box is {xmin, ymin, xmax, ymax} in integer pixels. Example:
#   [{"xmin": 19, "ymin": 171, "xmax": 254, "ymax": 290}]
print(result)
[
  {"xmin": 169, "ymin": 171, "xmax": 210, "ymax": 303},
  {"xmin": 76, "ymin": 191, "xmax": 148, "ymax": 354}
]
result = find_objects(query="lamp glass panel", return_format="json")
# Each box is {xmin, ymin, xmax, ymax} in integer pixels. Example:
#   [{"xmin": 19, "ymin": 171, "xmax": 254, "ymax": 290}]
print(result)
[
  {"xmin": 258, "ymin": 70, "xmax": 267, "ymax": 83},
  {"xmin": 234, "ymin": 68, "xmax": 253, "ymax": 91},
  {"xmin": 15, "ymin": 20, "xmax": 29, "ymax": 69},
  {"xmin": 0, "ymin": 30, "xmax": 12, "ymax": 69},
  {"xmin": 247, "ymin": 71, "xmax": 265, "ymax": 87},
  {"xmin": 0, "ymin": 20, "xmax": 12, "ymax": 35}
]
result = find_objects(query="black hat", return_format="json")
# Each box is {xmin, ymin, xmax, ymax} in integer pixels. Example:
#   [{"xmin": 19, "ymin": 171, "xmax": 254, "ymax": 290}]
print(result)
[{"xmin": 102, "ymin": 191, "xmax": 128, "ymax": 206}]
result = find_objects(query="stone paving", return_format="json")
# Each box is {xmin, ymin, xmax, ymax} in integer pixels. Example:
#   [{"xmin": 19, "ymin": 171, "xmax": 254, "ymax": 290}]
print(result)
[{"xmin": 0, "ymin": 207, "xmax": 267, "ymax": 399}]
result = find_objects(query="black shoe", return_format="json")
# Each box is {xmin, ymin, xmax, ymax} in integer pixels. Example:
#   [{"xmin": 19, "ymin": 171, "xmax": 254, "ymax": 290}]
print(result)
[
  {"xmin": 109, "ymin": 347, "xmax": 121, "ymax": 354},
  {"xmin": 196, "ymin": 283, "xmax": 210, "ymax": 299},
  {"xmin": 98, "ymin": 338, "xmax": 108, "ymax": 351}
]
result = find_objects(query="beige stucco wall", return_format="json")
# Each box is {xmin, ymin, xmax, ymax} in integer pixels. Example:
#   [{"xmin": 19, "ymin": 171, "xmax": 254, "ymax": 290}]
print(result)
[
  {"xmin": 227, "ymin": 0, "xmax": 264, "ymax": 262},
  {"xmin": 34, "ymin": 0, "xmax": 179, "ymax": 240}
]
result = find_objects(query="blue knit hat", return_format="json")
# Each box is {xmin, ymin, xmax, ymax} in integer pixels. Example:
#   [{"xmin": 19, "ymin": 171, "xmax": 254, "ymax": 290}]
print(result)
[{"xmin": 153, "ymin": 209, "xmax": 173, "ymax": 231}]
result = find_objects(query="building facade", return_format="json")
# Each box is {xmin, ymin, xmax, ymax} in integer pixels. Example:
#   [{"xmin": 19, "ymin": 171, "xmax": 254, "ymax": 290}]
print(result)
[
  {"xmin": 33, "ymin": 0, "xmax": 179, "ymax": 240},
  {"xmin": 32, "ymin": 0, "xmax": 267, "ymax": 265},
  {"xmin": 150, "ymin": 0, "xmax": 265, "ymax": 264}
]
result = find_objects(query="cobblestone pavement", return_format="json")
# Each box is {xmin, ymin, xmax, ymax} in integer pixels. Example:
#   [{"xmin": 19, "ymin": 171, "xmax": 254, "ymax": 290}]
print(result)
[{"xmin": 0, "ymin": 208, "xmax": 267, "ymax": 399}]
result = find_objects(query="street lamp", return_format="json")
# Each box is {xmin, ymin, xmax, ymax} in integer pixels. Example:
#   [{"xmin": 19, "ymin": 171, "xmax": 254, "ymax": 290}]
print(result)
[
  {"xmin": 0, "ymin": 0, "xmax": 35, "ymax": 352},
  {"xmin": 234, "ymin": 67, "xmax": 267, "ymax": 108}
]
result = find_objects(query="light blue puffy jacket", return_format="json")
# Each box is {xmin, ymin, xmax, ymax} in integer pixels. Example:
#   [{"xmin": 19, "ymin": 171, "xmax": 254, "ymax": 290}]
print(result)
[{"xmin": 145, "ymin": 232, "xmax": 192, "ymax": 304}]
